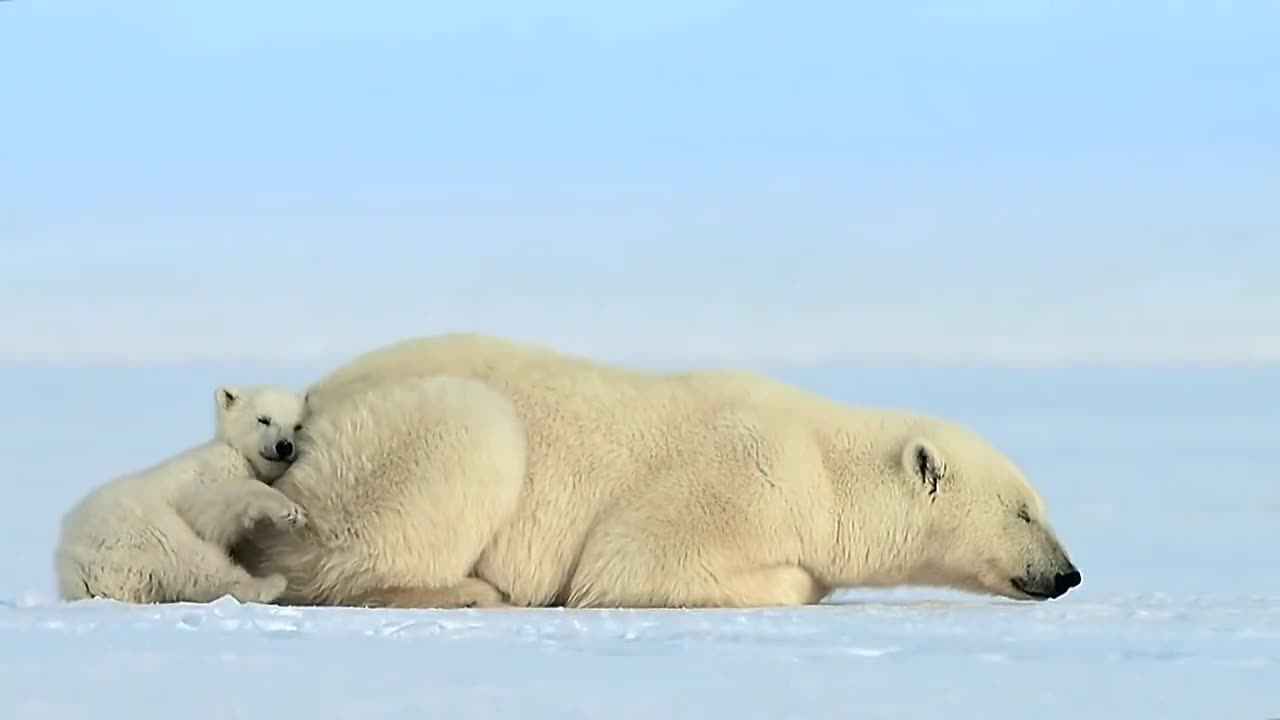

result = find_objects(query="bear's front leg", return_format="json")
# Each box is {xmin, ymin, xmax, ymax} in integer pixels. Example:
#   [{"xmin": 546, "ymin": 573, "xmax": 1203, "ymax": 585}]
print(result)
[
  {"xmin": 343, "ymin": 577, "xmax": 511, "ymax": 609},
  {"xmin": 235, "ymin": 480, "xmax": 307, "ymax": 533},
  {"xmin": 176, "ymin": 479, "xmax": 306, "ymax": 548}
]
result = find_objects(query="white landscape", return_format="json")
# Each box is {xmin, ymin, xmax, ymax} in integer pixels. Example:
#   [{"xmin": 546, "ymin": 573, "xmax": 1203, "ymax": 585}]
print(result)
[
  {"xmin": 0, "ymin": 363, "xmax": 1275, "ymax": 719},
  {"xmin": 4, "ymin": 0, "xmax": 1277, "ymax": 715}
]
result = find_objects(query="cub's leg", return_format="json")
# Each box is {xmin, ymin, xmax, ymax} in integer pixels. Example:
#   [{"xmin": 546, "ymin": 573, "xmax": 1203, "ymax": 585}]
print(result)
[
  {"xmin": 164, "ymin": 526, "xmax": 289, "ymax": 604},
  {"xmin": 176, "ymin": 479, "xmax": 306, "ymax": 548},
  {"xmin": 59, "ymin": 510, "xmax": 286, "ymax": 605}
]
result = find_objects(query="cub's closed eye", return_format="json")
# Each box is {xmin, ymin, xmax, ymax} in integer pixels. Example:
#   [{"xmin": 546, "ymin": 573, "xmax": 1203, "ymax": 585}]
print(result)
[
  {"xmin": 257, "ymin": 416, "xmax": 271, "ymax": 426},
  {"xmin": 1017, "ymin": 507, "xmax": 1032, "ymax": 523},
  {"xmin": 294, "ymin": 424, "xmax": 303, "ymax": 432}
]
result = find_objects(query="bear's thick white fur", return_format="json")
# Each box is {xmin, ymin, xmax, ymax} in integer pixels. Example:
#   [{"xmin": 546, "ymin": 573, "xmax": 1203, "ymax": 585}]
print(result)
[
  {"xmin": 55, "ymin": 385, "xmax": 310, "ymax": 604},
  {"xmin": 238, "ymin": 333, "xmax": 1082, "ymax": 609},
  {"xmin": 231, "ymin": 375, "xmax": 527, "ymax": 609}
]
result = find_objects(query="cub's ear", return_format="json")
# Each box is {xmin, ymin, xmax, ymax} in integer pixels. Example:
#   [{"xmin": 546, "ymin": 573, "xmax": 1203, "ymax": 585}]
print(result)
[
  {"xmin": 216, "ymin": 386, "xmax": 240, "ymax": 411},
  {"xmin": 902, "ymin": 438, "xmax": 946, "ymax": 498}
]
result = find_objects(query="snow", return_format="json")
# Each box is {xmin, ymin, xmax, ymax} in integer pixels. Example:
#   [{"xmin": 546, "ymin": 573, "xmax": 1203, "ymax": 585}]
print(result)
[{"xmin": 1, "ymin": 364, "xmax": 1277, "ymax": 719}]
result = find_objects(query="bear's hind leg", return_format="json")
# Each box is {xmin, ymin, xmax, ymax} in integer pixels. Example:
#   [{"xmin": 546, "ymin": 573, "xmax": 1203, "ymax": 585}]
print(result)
[
  {"xmin": 260, "ymin": 375, "xmax": 529, "ymax": 608},
  {"xmin": 58, "ymin": 550, "xmax": 169, "ymax": 604}
]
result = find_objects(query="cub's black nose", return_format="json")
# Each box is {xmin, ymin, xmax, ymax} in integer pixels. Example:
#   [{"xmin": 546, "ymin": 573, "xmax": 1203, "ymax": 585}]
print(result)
[
  {"xmin": 1054, "ymin": 568, "xmax": 1082, "ymax": 595},
  {"xmin": 275, "ymin": 439, "xmax": 295, "ymax": 459}
]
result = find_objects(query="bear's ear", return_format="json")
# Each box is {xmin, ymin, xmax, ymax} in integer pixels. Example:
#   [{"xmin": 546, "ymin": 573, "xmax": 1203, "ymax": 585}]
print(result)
[
  {"xmin": 216, "ymin": 386, "xmax": 240, "ymax": 411},
  {"xmin": 902, "ymin": 438, "xmax": 945, "ymax": 498}
]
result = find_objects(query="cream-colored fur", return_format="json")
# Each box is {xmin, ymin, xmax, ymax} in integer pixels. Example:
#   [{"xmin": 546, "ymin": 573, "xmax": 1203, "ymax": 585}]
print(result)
[
  {"xmin": 54, "ymin": 385, "xmax": 309, "ymax": 604},
  {"xmin": 238, "ymin": 333, "xmax": 1082, "ymax": 609},
  {"xmin": 232, "ymin": 375, "xmax": 526, "ymax": 609}
]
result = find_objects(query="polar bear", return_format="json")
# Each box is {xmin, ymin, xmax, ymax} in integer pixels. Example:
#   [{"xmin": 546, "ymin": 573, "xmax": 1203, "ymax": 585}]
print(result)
[
  {"xmin": 55, "ymin": 385, "xmax": 310, "ymax": 605},
  {"xmin": 236, "ymin": 333, "xmax": 1082, "ymax": 609}
]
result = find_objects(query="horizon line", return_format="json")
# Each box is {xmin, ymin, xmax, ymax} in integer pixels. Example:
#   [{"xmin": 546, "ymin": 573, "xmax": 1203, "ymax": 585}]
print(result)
[
  {"xmin": 2, "ymin": 351, "xmax": 1278, "ymax": 373},
  {"xmin": 3, "ymin": 326, "xmax": 1278, "ymax": 372}
]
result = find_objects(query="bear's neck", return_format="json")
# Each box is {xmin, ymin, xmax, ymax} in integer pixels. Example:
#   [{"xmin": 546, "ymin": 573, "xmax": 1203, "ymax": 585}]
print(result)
[
  {"xmin": 823, "ymin": 485, "xmax": 932, "ymax": 591},
  {"xmin": 809, "ymin": 412, "xmax": 936, "ymax": 592}
]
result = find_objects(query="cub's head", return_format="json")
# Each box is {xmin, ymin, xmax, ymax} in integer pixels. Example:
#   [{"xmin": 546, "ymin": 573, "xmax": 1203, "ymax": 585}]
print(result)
[
  {"xmin": 214, "ymin": 384, "xmax": 307, "ymax": 482},
  {"xmin": 901, "ymin": 421, "xmax": 1081, "ymax": 602}
]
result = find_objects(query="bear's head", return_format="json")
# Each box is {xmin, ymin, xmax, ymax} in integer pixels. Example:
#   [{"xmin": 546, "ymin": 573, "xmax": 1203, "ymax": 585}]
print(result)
[
  {"xmin": 214, "ymin": 385, "xmax": 307, "ymax": 482},
  {"xmin": 901, "ymin": 421, "xmax": 1081, "ymax": 602}
]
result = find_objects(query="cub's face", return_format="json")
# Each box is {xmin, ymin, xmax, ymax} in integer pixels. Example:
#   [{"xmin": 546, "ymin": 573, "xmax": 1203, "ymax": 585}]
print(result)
[
  {"xmin": 902, "ymin": 424, "xmax": 1082, "ymax": 602},
  {"xmin": 214, "ymin": 385, "xmax": 307, "ymax": 482}
]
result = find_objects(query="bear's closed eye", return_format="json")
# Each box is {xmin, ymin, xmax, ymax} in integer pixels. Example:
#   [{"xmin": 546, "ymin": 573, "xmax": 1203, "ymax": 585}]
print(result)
[
  {"xmin": 257, "ymin": 416, "xmax": 271, "ymax": 426},
  {"xmin": 1016, "ymin": 506, "xmax": 1032, "ymax": 523}
]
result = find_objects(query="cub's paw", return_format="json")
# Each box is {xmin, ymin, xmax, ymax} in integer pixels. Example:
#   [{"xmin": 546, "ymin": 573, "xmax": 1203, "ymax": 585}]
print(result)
[
  {"xmin": 272, "ymin": 502, "xmax": 307, "ymax": 531},
  {"xmin": 235, "ymin": 574, "xmax": 288, "ymax": 604}
]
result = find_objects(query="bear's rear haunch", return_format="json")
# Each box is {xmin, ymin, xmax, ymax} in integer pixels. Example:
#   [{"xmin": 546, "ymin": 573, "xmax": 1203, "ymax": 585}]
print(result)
[{"xmin": 233, "ymin": 333, "xmax": 1082, "ymax": 609}]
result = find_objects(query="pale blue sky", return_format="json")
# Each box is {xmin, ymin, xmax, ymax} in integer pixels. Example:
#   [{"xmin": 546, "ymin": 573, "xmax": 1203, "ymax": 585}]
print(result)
[{"xmin": 2, "ymin": 0, "xmax": 1277, "ymax": 368}]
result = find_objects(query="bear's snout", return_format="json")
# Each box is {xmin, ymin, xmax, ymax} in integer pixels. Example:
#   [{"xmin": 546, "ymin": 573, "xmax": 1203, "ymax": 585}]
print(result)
[
  {"xmin": 274, "ymin": 438, "xmax": 295, "ymax": 461},
  {"xmin": 1052, "ymin": 567, "xmax": 1082, "ymax": 596},
  {"xmin": 1012, "ymin": 562, "xmax": 1082, "ymax": 600}
]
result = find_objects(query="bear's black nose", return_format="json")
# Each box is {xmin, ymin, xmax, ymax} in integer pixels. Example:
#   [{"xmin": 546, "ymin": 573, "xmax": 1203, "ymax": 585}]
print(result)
[
  {"xmin": 275, "ymin": 439, "xmax": 295, "ymax": 460},
  {"xmin": 1054, "ymin": 568, "xmax": 1082, "ymax": 595}
]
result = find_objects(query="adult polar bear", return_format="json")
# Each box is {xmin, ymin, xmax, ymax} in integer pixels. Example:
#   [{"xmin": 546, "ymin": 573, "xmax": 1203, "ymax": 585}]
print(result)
[{"xmin": 237, "ymin": 332, "xmax": 1082, "ymax": 609}]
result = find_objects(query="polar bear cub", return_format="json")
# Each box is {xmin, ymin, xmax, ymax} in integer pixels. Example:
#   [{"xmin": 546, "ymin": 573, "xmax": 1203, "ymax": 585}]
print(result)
[{"xmin": 54, "ymin": 384, "xmax": 310, "ymax": 604}]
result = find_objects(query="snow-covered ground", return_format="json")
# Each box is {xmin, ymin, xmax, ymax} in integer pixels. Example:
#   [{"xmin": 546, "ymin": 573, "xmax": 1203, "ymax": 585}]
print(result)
[{"xmin": 2, "ymin": 364, "xmax": 1277, "ymax": 719}]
